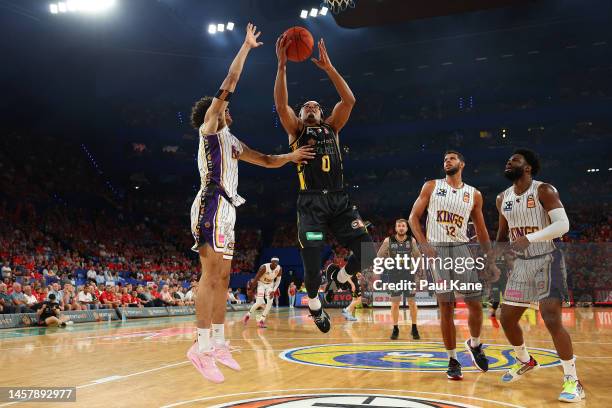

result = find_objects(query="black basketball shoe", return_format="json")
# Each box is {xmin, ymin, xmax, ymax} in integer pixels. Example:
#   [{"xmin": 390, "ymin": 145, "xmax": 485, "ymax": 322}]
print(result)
[
  {"xmin": 464, "ymin": 339, "xmax": 489, "ymax": 372},
  {"xmin": 411, "ymin": 325, "xmax": 420, "ymax": 340},
  {"xmin": 309, "ymin": 307, "xmax": 331, "ymax": 333},
  {"xmin": 447, "ymin": 358, "xmax": 463, "ymax": 380},
  {"xmin": 390, "ymin": 326, "xmax": 399, "ymax": 340}
]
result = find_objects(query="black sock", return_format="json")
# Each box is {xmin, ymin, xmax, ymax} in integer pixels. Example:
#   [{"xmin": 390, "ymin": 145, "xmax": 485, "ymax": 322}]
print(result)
[
  {"xmin": 393, "ymin": 325, "xmax": 399, "ymax": 330},
  {"xmin": 412, "ymin": 323, "xmax": 417, "ymax": 330}
]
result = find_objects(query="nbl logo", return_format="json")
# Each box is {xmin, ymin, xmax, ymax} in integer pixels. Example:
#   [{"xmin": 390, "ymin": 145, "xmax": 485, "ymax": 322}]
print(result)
[{"xmin": 503, "ymin": 201, "xmax": 513, "ymax": 211}]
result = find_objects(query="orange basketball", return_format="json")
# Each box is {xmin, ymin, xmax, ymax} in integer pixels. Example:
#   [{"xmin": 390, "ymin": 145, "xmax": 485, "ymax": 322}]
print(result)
[{"xmin": 283, "ymin": 26, "xmax": 314, "ymax": 62}]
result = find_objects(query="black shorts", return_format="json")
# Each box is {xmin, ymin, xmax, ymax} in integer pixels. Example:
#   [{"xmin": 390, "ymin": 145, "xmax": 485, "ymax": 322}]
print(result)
[
  {"xmin": 384, "ymin": 269, "xmax": 416, "ymax": 298},
  {"xmin": 297, "ymin": 191, "xmax": 368, "ymax": 248},
  {"xmin": 352, "ymin": 287, "xmax": 362, "ymax": 299}
]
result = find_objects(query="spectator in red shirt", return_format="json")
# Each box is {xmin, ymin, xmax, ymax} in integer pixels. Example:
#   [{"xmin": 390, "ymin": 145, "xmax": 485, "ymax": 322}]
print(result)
[{"xmin": 99, "ymin": 286, "xmax": 121, "ymax": 308}]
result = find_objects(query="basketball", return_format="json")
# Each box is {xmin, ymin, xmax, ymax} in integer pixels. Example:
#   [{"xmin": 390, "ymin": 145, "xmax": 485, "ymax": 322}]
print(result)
[{"xmin": 283, "ymin": 26, "xmax": 314, "ymax": 62}]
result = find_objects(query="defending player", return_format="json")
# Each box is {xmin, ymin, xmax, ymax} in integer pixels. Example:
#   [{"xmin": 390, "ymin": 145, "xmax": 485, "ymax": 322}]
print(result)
[
  {"xmin": 376, "ymin": 219, "xmax": 421, "ymax": 340},
  {"xmin": 274, "ymin": 36, "xmax": 377, "ymax": 333},
  {"xmin": 409, "ymin": 150, "xmax": 499, "ymax": 380},
  {"xmin": 187, "ymin": 24, "xmax": 314, "ymax": 384},
  {"xmin": 495, "ymin": 149, "xmax": 584, "ymax": 403},
  {"xmin": 243, "ymin": 257, "xmax": 282, "ymax": 328}
]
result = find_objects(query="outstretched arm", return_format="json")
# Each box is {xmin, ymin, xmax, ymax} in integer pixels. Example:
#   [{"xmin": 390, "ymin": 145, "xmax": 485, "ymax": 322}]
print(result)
[
  {"xmin": 274, "ymin": 35, "xmax": 301, "ymax": 142},
  {"xmin": 239, "ymin": 143, "xmax": 314, "ymax": 168},
  {"xmin": 311, "ymin": 39, "xmax": 356, "ymax": 133},
  {"xmin": 202, "ymin": 23, "xmax": 263, "ymax": 134}
]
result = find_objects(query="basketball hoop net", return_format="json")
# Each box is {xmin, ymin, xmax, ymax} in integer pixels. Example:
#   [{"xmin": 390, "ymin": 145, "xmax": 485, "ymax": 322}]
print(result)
[{"xmin": 323, "ymin": 0, "xmax": 356, "ymax": 14}]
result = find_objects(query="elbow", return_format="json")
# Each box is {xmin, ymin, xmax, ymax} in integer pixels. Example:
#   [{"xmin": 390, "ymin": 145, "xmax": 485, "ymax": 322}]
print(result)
[
  {"xmin": 559, "ymin": 220, "xmax": 570, "ymax": 236},
  {"xmin": 345, "ymin": 95, "xmax": 356, "ymax": 107}
]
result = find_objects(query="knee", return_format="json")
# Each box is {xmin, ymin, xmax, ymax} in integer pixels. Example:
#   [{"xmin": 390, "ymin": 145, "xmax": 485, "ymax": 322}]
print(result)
[{"xmin": 540, "ymin": 308, "xmax": 561, "ymax": 329}]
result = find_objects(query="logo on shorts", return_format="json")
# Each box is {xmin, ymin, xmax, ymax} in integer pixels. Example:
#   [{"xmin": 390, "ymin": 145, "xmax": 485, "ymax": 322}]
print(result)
[
  {"xmin": 204, "ymin": 222, "xmax": 211, "ymax": 229},
  {"xmin": 463, "ymin": 192, "xmax": 470, "ymax": 203},
  {"xmin": 351, "ymin": 219, "xmax": 365, "ymax": 229},
  {"xmin": 436, "ymin": 188, "xmax": 447, "ymax": 197},
  {"xmin": 280, "ymin": 342, "xmax": 560, "ymax": 372},
  {"xmin": 527, "ymin": 194, "xmax": 536, "ymax": 208},
  {"xmin": 503, "ymin": 201, "xmax": 513, "ymax": 211},
  {"xmin": 306, "ymin": 232, "xmax": 323, "ymax": 241}
]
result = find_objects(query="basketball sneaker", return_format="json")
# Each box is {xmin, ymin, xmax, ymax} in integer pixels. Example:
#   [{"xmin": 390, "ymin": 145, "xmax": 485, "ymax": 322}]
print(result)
[
  {"xmin": 558, "ymin": 376, "xmax": 585, "ymax": 403},
  {"xmin": 242, "ymin": 313, "xmax": 250, "ymax": 326},
  {"xmin": 390, "ymin": 326, "xmax": 399, "ymax": 340},
  {"xmin": 446, "ymin": 358, "xmax": 463, "ymax": 380},
  {"xmin": 309, "ymin": 307, "xmax": 331, "ymax": 333},
  {"xmin": 187, "ymin": 342, "xmax": 224, "ymax": 383},
  {"xmin": 341, "ymin": 308, "xmax": 352, "ymax": 319},
  {"xmin": 501, "ymin": 355, "xmax": 540, "ymax": 383},
  {"xmin": 411, "ymin": 325, "xmax": 420, "ymax": 340},
  {"xmin": 464, "ymin": 339, "xmax": 489, "ymax": 372},
  {"xmin": 325, "ymin": 263, "xmax": 351, "ymax": 293},
  {"xmin": 212, "ymin": 342, "xmax": 241, "ymax": 371}
]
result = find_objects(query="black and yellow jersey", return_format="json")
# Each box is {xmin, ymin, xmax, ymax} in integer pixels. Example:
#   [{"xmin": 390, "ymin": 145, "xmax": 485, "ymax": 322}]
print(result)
[{"xmin": 289, "ymin": 123, "xmax": 343, "ymax": 192}]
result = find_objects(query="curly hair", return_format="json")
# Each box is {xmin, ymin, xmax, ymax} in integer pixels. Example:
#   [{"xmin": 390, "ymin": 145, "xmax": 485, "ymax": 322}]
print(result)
[
  {"xmin": 190, "ymin": 96, "xmax": 214, "ymax": 129},
  {"xmin": 514, "ymin": 148, "xmax": 541, "ymax": 176}
]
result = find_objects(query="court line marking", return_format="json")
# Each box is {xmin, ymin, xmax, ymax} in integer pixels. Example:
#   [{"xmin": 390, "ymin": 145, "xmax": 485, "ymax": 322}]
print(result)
[
  {"xmin": 159, "ymin": 387, "xmax": 526, "ymax": 408},
  {"xmin": 207, "ymin": 393, "xmax": 481, "ymax": 408}
]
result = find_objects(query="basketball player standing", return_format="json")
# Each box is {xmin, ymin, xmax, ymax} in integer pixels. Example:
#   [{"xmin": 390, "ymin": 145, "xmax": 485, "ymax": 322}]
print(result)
[
  {"xmin": 243, "ymin": 257, "xmax": 282, "ymax": 328},
  {"xmin": 274, "ymin": 36, "xmax": 377, "ymax": 332},
  {"xmin": 187, "ymin": 24, "xmax": 314, "ymax": 384},
  {"xmin": 409, "ymin": 151, "xmax": 499, "ymax": 380},
  {"xmin": 495, "ymin": 149, "xmax": 584, "ymax": 403},
  {"xmin": 376, "ymin": 219, "xmax": 421, "ymax": 340}
]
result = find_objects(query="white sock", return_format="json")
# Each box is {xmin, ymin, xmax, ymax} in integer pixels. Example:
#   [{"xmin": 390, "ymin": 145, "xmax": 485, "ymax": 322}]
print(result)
[
  {"xmin": 446, "ymin": 349, "xmax": 457, "ymax": 360},
  {"xmin": 561, "ymin": 358, "xmax": 578, "ymax": 380},
  {"xmin": 337, "ymin": 267, "xmax": 350, "ymax": 283},
  {"xmin": 308, "ymin": 297, "xmax": 321, "ymax": 311},
  {"xmin": 513, "ymin": 344, "xmax": 530, "ymax": 363},
  {"xmin": 211, "ymin": 324, "xmax": 225, "ymax": 346},
  {"xmin": 470, "ymin": 337, "xmax": 481, "ymax": 348},
  {"xmin": 197, "ymin": 328, "xmax": 212, "ymax": 352}
]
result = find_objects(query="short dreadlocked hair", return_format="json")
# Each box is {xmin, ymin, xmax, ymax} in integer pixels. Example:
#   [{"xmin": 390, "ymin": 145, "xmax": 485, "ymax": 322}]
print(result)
[
  {"xmin": 514, "ymin": 148, "xmax": 541, "ymax": 176},
  {"xmin": 190, "ymin": 96, "xmax": 214, "ymax": 129}
]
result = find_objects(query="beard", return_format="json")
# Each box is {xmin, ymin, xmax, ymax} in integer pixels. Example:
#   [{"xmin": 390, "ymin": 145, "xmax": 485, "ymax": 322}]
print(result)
[
  {"xmin": 504, "ymin": 167, "xmax": 524, "ymax": 181},
  {"xmin": 445, "ymin": 166, "xmax": 459, "ymax": 176}
]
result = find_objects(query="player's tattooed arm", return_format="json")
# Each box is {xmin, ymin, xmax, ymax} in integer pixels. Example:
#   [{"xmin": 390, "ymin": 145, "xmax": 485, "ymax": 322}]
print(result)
[
  {"xmin": 238, "ymin": 142, "xmax": 315, "ymax": 168},
  {"xmin": 253, "ymin": 265, "xmax": 266, "ymax": 283},
  {"xmin": 312, "ymin": 39, "xmax": 356, "ymax": 134},
  {"xmin": 203, "ymin": 23, "xmax": 262, "ymax": 134},
  {"xmin": 275, "ymin": 34, "xmax": 301, "ymax": 142},
  {"xmin": 376, "ymin": 237, "xmax": 390, "ymax": 258},
  {"xmin": 409, "ymin": 181, "xmax": 436, "ymax": 258}
]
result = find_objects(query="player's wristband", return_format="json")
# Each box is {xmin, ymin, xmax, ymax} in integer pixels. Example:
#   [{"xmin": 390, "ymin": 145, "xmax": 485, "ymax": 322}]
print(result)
[{"xmin": 215, "ymin": 89, "xmax": 233, "ymax": 102}]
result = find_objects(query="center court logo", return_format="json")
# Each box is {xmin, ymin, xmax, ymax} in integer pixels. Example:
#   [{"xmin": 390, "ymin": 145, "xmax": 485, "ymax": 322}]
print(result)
[
  {"xmin": 209, "ymin": 394, "xmax": 476, "ymax": 408},
  {"xmin": 279, "ymin": 342, "xmax": 560, "ymax": 372}
]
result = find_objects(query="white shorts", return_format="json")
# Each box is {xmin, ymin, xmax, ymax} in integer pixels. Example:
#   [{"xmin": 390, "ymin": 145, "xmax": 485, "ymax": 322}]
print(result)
[
  {"xmin": 190, "ymin": 188, "xmax": 236, "ymax": 260},
  {"xmin": 257, "ymin": 282, "xmax": 274, "ymax": 299}
]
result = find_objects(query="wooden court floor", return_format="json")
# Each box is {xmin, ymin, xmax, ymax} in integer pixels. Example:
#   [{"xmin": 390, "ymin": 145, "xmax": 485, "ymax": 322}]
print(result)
[{"xmin": 0, "ymin": 306, "xmax": 609, "ymax": 407}]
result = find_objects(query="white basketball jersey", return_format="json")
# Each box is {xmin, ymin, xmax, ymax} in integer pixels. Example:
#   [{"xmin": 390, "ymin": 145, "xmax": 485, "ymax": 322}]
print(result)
[
  {"xmin": 259, "ymin": 263, "xmax": 280, "ymax": 284},
  {"xmin": 500, "ymin": 180, "xmax": 556, "ymax": 257},
  {"xmin": 426, "ymin": 179, "xmax": 476, "ymax": 243},
  {"xmin": 197, "ymin": 124, "xmax": 245, "ymax": 206}
]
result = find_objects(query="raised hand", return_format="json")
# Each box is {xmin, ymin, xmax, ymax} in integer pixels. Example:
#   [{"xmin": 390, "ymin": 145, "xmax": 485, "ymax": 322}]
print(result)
[
  {"xmin": 276, "ymin": 34, "xmax": 292, "ymax": 67},
  {"xmin": 244, "ymin": 23, "xmax": 263, "ymax": 49},
  {"xmin": 311, "ymin": 38, "xmax": 334, "ymax": 72}
]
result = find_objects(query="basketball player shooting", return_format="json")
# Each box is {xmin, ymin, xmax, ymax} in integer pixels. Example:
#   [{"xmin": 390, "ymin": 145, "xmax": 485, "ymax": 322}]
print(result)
[
  {"xmin": 409, "ymin": 150, "xmax": 500, "ymax": 380},
  {"xmin": 187, "ymin": 24, "xmax": 314, "ymax": 384},
  {"xmin": 495, "ymin": 149, "xmax": 584, "ymax": 403},
  {"xmin": 243, "ymin": 257, "xmax": 282, "ymax": 328},
  {"xmin": 274, "ymin": 35, "xmax": 377, "ymax": 333}
]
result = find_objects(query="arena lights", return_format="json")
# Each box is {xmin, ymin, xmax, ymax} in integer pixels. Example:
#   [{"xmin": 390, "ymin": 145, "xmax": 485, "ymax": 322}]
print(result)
[
  {"xmin": 587, "ymin": 168, "xmax": 600, "ymax": 173},
  {"xmin": 49, "ymin": 0, "xmax": 117, "ymax": 15},
  {"xmin": 208, "ymin": 22, "xmax": 235, "ymax": 35},
  {"xmin": 300, "ymin": 6, "xmax": 329, "ymax": 19}
]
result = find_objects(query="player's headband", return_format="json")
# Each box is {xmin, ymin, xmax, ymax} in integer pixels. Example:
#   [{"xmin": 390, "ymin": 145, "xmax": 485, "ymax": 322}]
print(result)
[{"xmin": 271, "ymin": 257, "xmax": 280, "ymax": 262}]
